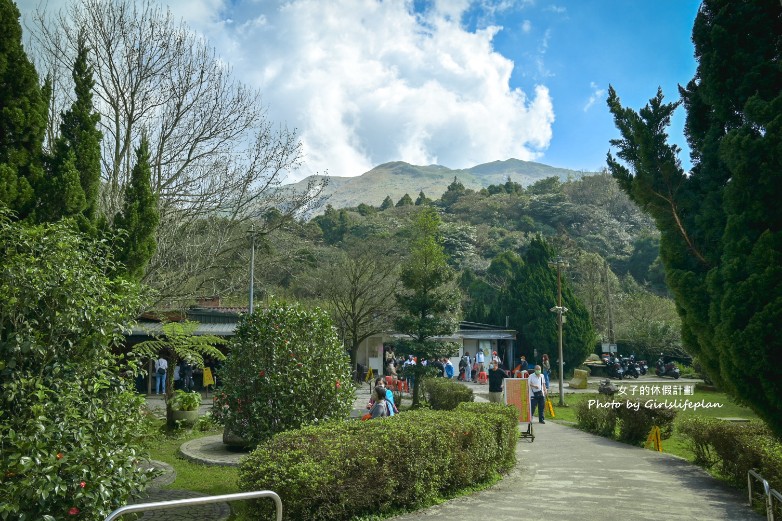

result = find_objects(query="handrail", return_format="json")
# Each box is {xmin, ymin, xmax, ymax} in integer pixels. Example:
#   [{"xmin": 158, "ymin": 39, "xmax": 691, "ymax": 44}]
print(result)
[
  {"xmin": 104, "ymin": 490, "xmax": 282, "ymax": 521},
  {"xmin": 748, "ymin": 469, "xmax": 780, "ymax": 521}
]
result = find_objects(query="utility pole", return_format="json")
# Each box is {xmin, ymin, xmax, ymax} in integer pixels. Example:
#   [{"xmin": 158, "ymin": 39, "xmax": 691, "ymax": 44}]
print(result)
[
  {"xmin": 548, "ymin": 256, "xmax": 569, "ymax": 406},
  {"xmin": 603, "ymin": 260, "xmax": 615, "ymax": 346},
  {"xmin": 249, "ymin": 224, "xmax": 255, "ymax": 314}
]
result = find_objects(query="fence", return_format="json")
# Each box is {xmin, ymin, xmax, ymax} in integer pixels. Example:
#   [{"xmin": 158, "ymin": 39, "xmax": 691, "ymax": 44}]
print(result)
[{"xmin": 104, "ymin": 490, "xmax": 282, "ymax": 521}]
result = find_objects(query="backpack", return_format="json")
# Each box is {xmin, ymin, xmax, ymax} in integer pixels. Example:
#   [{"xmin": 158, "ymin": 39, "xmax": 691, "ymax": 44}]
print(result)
[
  {"xmin": 157, "ymin": 366, "xmax": 166, "ymax": 375},
  {"xmin": 459, "ymin": 357, "xmax": 467, "ymax": 369}
]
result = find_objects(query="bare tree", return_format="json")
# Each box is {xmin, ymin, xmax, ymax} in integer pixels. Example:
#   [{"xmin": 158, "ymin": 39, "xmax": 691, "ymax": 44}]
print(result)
[
  {"xmin": 28, "ymin": 0, "xmax": 326, "ymax": 300},
  {"xmin": 317, "ymin": 241, "xmax": 400, "ymax": 372}
]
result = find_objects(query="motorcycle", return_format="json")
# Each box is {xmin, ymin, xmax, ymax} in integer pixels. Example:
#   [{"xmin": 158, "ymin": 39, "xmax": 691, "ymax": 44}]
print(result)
[
  {"xmin": 603, "ymin": 355, "xmax": 624, "ymax": 380},
  {"xmin": 622, "ymin": 357, "xmax": 641, "ymax": 379},
  {"xmin": 637, "ymin": 359, "xmax": 649, "ymax": 376},
  {"xmin": 655, "ymin": 357, "xmax": 681, "ymax": 379}
]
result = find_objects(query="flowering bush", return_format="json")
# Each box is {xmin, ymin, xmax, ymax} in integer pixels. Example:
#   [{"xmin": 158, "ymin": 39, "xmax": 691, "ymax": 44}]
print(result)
[
  {"xmin": 0, "ymin": 217, "xmax": 153, "ymax": 520},
  {"xmin": 212, "ymin": 299, "xmax": 354, "ymax": 447}
]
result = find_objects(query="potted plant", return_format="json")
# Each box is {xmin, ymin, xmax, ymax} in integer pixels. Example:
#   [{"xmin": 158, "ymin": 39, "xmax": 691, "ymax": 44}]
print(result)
[{"xmin": 170, "ymin": 390, "xmax": 202, "ymax": 425}]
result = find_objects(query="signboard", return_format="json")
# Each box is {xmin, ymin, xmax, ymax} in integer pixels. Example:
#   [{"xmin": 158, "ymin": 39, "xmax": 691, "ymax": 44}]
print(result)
[{"xmin": 505, "ymin": 378, "xmax": 532, "ymax": 423}]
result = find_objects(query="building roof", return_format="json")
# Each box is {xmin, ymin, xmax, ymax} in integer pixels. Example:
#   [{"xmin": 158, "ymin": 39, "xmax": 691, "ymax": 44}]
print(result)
[{"xmin": 130, "ymin": 321, "xmax": 236, "ymax": 337}]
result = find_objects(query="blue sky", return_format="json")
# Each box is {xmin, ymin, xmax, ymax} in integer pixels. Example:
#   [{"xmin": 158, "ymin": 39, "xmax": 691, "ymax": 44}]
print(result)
[{"xmin": 18, "ymin": 0, "xmax": 702, "ymax": 179}]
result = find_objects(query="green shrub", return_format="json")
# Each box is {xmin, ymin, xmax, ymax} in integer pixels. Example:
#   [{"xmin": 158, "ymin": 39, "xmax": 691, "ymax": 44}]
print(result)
[
  {"xmin": 423, "ymin": 378, "xmax": 474, "ymax": 410},
  {"xmin": 238, "ymin": 403, "xmax": 517, "ymax": 521},
  {"xmin": 0, "ymin": 217, "xmax": 152, "ymax": 520},
  {"xmin": 678, "ymin": 418, "xmax": 782, "ymax": 489},
  {"xmin": 615, "ymin": 400, "xmax": 677, "ymax": 444},
  {"xmin": 211, "ymin": 300, "xmax": 355, "ymax": 448},
  {"xmin": 171, "ymin": 390, "xmax": 201, "ymax": 411},
  {"xmin": 575, "ymin": 398, "xmax": 677, "ymax": 445},
  {"xmin": 575, "ymin": 397, "xmax": 617, "ymax": 437}
]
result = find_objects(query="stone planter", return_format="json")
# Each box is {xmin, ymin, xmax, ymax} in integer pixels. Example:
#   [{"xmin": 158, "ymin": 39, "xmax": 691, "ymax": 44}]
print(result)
[
  {"xmin": 172, "ymin": 409, "xmax": 199, "ymax": 425},
  {"xmin": 222, "ymin": 429, "xmax": 252, "ymax": 451}
]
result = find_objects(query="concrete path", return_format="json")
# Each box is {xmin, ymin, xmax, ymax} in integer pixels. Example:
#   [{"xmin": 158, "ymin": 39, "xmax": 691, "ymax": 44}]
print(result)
[{"xmin": 391, "ymin": 421, "xmax": 761, "ymax": 521}]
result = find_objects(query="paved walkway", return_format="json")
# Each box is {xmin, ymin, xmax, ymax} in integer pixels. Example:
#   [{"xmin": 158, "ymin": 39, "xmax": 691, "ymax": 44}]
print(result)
[{"xmin": 390, "ymin": 421, "xmax": 761, "ymax": 521}]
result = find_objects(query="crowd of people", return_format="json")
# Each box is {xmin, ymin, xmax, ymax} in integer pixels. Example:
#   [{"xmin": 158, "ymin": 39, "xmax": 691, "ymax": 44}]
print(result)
[{"xmin": 373, "ymin": 346, "xmax": 553, "ymax": 423}]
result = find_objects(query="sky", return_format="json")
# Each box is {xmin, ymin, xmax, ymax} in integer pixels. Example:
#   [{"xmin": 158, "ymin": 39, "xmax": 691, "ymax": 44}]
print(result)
[{"xmin": 17, "ymin": 0, "xmax": 702, "ymax": 181}]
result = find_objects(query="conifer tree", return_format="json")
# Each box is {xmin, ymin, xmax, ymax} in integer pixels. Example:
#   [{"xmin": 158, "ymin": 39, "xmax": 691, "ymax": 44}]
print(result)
[
  {"xmin": 394, "ymin": 207, "xmax": 461, "ymax": 408},
  {"xmin": 52, "ymin": 33, "xmax": 102, "ymax": 225},
  {"xmin": 395, "ymin": 193, "xmax": 414, "ymax": 207},
  {"xmin": 113, "ymin": 135, "xmax": 158, "ymax": 280},
  {"xmin": 414, "ymin": 190, "xmax": 430, "ymax": 205},
  {"xmin": 0, "ymin": 0, "xmax": 47, "ymax": 218},
  {"xmin": 607, "ymin": 0, "xmax": 782, "ymax": 434},
  {"xmin": 379, "ymin": 195, "xmax": 394, "ymax": 210}
]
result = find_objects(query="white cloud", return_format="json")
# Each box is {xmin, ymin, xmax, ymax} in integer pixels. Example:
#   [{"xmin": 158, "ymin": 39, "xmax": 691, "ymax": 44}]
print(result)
[
  {"xmin": 21, "ymin": 0, "xmax": 556, "ymax": 181},
  {"xmin": 521, "ymin": 19, "xmax": 532, "ymax": 33},
  {"xmin": 583, "ymin": 81, "xmax": 606, "ymax": 112}
]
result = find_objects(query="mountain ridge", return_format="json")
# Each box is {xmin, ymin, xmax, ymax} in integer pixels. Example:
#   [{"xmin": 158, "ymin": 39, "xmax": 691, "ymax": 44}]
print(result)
[{"xmin": 292, "ymin": 158, "xmax": 597, "ymax": 214}]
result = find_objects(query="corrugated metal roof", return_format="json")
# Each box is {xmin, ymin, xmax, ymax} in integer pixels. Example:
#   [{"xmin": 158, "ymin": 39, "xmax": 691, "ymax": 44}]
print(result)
[{"xmin": 130, "ymin": 321, "xmax": 236, "ymax": 337}]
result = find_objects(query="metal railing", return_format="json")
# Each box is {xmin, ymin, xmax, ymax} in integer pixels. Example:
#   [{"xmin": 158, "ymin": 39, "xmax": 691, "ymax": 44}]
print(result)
[
  {"xmin": 748, "ymin": 469, "xmax": 782, "ymax": 521},
  {"xmin": 104, "ymin": 490, "xmax": 282, "ymax": 521}
]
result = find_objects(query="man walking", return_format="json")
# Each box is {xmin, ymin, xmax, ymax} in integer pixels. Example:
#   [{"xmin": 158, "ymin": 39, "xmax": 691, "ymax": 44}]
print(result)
[
  {"xmin": 487, "ymin": 360, "xmax": 506, "ymax": 403},
  {"xmin": 528, "ymin": 364, "xmax": 547, "ymax": 423}
]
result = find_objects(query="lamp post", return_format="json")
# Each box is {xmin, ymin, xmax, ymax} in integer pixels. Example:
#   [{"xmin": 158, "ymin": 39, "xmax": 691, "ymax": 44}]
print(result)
[{"xmin": 548, "ymin": 256, "xmax": 569, "ymax": 406}]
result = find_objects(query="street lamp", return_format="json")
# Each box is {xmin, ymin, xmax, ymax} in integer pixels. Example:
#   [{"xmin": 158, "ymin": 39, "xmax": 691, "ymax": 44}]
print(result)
[{"xmin": 548, "ymin": 256, "xmax": 569, "ymax": 406}]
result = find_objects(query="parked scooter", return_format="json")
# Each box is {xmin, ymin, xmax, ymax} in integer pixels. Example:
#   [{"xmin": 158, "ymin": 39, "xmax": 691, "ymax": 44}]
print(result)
[
  {"xmin": 603, "ymin": 355, "xmax": 624, "ymax": 379},
  {"xmin": 622, "ymin": 357, "xmax": 641, "ymax": 379},
  {"xmin": 637, "ymin": 359, "xmax": 649, "ymax": 376},
  {"xmin": 655, "ymin": 356, "xmax": 681, "ymax": 379}
]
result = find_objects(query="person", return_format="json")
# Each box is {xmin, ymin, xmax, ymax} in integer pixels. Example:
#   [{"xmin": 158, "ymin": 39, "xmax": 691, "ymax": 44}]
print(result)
[
  {"xmin": 475, "ymin": 348, "xmax": 485, "ymax": 375},
  {"xmin": 369, "ymin": 385, "xmax": 389, "ymax": 419},
  {"xmin": 528, "ymin": 365, "xmax": 547, "ymax": 423},
  {"xmin": 519, "ymin": 355, "xmax": 529, "ymax": 372},
  {"xmin": 181, "ymin": 358, "xmax": 195, "ymax": 392},
  {"xmin": 154, "ymin": 357, "xmax": 168, "ymax": 395},
  {"xmin": 491, "ymin": 350, "xmax": 502, "ymax": 366},
  {"xmin": 458, "ymin": 355, "xmax": 467, "ymax": 381},
  {"xmin": 367, "ymin": 378, "xmax": 397, "ymax": 415},
  {"xmin": 487, "ymin": 360, "xmax": 507, "ymax": 403},
  {"xmin": 541, "ymin": 354, "xmax": 551, "ymax": 390},
  {"xmin": 432, "ymin": 358, "xmax": 444, "ymax": 377},
  {"xmin": 444, "ymin": 358, "xmax": 454, "ymax": 379},
  {"xmin": 463, "ymin": 351, "xmax": 472, "ymax": 382}
]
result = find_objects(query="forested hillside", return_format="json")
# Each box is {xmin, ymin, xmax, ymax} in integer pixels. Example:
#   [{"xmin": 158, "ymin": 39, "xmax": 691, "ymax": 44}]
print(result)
[{"xmin": 232, "ymin": 171, "xmax": 685, "ymax": 364}]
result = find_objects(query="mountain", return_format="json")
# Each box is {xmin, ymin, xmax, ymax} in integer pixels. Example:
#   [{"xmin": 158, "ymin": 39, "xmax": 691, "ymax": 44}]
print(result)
[{"xmin": 292, "ymin": 159, "xmax": 593, "ymax": 214}]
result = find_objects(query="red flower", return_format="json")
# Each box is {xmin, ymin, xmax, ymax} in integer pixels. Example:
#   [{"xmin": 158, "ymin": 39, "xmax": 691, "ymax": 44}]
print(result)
[
  {"xmin": 68, "ymin": 507, "xmax": 80, "ymax": 515},
  {"xmin": 258, "ymin": 370, "xmax": 266, "ymax": 377},
  {"xmin": 335, "ymin": 380, "xmax": 341, "ymax": 389},
  {"xmin": 56, "ymin": 453, "xmax": 64, "ymax": 460},
  {"xmin": 79, "ymin": 481, "xmax": 86, "ymax": 488}
]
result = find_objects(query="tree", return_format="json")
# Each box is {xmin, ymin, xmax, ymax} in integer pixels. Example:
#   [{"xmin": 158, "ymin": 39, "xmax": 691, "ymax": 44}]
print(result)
[
  {"xmin": 0, "ymin": 0, "xmax": 47, "ymax": 218},
  {"xmin": 318, "ymin": 241, "xmax": 399, "ymax": 372},
  {"xmin": 31, "ymin": 0, "xmax": 326, "ymax": 298},
  {"xmin": 379, "ymin": 195, "xmax": 394, "ymax": 210},
  {"xmin": 606, "ymin": 0, "xmax": 782, "ymax": 434},
  {"xmin": 0, "ymin": 210, "xmax": 152, "ymax": 519},
  {"xmin": 414, "ymin": 190, "xmax": 430, "ymax": 205},
  {"xmin": 113, "ymin": 135, "xmax": 159, "ymax": 280},
  {"xmin": 133, "ymin": 320, "xmax": 224, "ymax": 428},
  {"xmin": 396, "ymin": 193, "xmax": 414, "ymax": 207},
  {"xmin": 213, "ymin": 300, "xmax": 354, "ymax": 447},
  {"xmin": 42, "ymin": 32, "xmax": 101, "ymax": 227},
  {"xmin": 394, "ymin": 207, "xmax": 461, "ymax": 408}
]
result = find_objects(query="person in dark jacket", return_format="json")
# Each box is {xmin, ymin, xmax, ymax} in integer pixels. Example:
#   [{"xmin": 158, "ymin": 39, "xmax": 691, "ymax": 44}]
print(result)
[{"xmin": 488, "ymin": 360, "xmax": 507, "ymax": 403}]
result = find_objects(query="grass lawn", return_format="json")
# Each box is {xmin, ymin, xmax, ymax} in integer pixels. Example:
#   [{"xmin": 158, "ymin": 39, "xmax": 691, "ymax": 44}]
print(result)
[
  {"xmin": 548, "ymin": 384, "xmax": 757, "ymax": 461},
  {"xmin": 144, "ymin": 424, "xmax": 247, "ymax": 518}
]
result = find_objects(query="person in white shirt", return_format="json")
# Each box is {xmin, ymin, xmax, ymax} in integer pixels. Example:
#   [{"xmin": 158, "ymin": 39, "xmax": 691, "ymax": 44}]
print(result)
[
  {"xmin": 475, "ymin": 349, "xmax": 485, "ymax": 375},
  {"xmin": 154, "ymin": 357, "xmax": 168, "ymax": 395},
  {"xmin": 528, "ymin": 365, "xmax": 547, "ymax": 423}
]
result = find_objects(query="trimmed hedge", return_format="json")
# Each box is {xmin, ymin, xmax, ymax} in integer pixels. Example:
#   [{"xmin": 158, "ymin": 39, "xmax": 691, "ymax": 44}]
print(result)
[
  {"xmin": 423, "ymin": 378, "xmax": 474, "ymax": 410},
  {"xmin": 238, "ymin": 403, "xmax": 518, "ymax": 520},
  {"xmin": 575, "ymin": 398, "xmax": 677, "ymax": 445},
  {"xmin": 678, "ymin": 418, "xmax": 782, "ymax": 489}
]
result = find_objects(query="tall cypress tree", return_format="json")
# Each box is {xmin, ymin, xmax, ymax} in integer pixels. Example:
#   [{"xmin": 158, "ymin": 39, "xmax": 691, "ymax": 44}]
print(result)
[
  {"xmin": 41, "ymin": 33, "xmax": 102, "ymax": 226},
  {"xmin": 607, "ymin": 0, "xmax": 782, "ymax": 434},
  {"xmin": 394, "ymin": 206, "xmax": 461, "ymax": 408},
  {"xmin": 0, "ymin": 0, "xmax": 47, "ymax": 218},
  {"xmin": 113, "ymin": 135, "xmax": 159, "ymax": 280}
]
